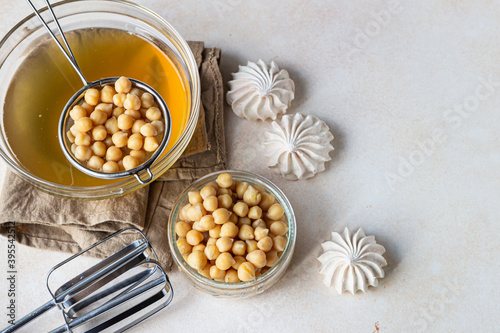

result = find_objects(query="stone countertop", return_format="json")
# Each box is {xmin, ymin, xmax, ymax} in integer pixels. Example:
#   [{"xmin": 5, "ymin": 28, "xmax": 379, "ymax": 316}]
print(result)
[{"xmin": 0, "ymin": 0, "xmax": 499, "ymax": 332}]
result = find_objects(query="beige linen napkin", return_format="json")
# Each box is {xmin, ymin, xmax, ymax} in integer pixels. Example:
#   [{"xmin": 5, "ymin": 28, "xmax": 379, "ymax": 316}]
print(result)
[{"xmin": 0, "ymin": 42, "xmax": 226, "ymax": 270}]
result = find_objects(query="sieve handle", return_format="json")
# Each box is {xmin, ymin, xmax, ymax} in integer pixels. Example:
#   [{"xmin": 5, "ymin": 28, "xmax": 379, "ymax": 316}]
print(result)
[{"xmin": 133, "ymin": 167, "xmax": 154, "ymax": 185}]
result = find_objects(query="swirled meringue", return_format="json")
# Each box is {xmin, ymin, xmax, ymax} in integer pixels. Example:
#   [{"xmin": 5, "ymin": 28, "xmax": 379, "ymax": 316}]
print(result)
[
  {"xmin": 226, "ymin": 60, "xmax": 295, "ymax": 121},
  {"xmin": 263, "ymin": 113, "xmax": 333, "ymax": 180},
  {"xmin": 318, "ymin": 228, "xmax": 387, "ymax": 295}
]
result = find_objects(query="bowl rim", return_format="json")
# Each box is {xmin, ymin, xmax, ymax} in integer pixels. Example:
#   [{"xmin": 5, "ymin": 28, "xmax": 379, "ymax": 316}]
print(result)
[
  {"xmin": 168, "ymin": 170, "xmax": 297, "ymax": 291},
  {"xmin": 0, "ymin": 0, "xmax": 201, "ymax": 198}
]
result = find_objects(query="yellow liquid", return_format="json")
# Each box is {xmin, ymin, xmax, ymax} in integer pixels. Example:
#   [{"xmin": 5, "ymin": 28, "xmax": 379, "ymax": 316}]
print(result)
[{"xmin": 4, "ymin": 28, "xmax": 188, "ymax": 187}]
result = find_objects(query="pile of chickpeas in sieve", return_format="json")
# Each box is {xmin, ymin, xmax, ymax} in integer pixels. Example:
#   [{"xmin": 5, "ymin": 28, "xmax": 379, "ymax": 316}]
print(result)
[
  {"xmin": 175, "ymin": 173, "xmax": 289, "ymax": 283},
  {"xmin": 66, "ymin": 76, "xmax": 165, "ymax": 173}
]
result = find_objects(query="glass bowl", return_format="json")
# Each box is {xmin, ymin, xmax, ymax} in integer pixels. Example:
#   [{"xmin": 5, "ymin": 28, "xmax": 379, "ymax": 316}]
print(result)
[
  {"xmin": 0, "ymin": 0, "xmax": 200, "ymax": 199},
  {"xmin": 168, "ymin": 170, "xmax": 296, "ymax": 298}
]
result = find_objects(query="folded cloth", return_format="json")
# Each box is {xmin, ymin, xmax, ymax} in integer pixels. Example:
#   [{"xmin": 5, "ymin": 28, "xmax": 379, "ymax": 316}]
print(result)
[{"xmin": 0, "ymin": 42, "xmax": 226, "ymax": 270}]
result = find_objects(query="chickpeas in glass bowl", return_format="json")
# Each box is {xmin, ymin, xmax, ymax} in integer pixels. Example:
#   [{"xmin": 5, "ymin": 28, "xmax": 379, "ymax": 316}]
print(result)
[{"xmin": 167, "ymin": 170, "xmax": 296, "ymax": 298}]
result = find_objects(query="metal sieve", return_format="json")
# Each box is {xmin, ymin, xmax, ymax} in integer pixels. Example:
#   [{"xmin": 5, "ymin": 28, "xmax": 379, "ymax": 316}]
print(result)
[{"xmin": 27, "ymin": 0, "xmax": 172, "ymax": 185}]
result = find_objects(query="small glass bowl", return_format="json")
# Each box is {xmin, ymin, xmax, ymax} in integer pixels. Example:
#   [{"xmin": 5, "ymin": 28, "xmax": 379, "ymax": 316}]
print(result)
[{"xmin": 168, "ymin": 170, "xmax": 296, "ymax": 298}]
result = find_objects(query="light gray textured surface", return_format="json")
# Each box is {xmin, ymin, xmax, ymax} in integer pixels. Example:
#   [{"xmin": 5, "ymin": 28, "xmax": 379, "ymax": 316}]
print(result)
[{"xmin": 0, "ymin": 0, "xmax": 499, "ymax": 332}]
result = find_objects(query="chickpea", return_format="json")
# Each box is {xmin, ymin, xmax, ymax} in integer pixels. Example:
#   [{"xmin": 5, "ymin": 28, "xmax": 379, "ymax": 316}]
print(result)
[
  {"xmin": 75, "ymin": 132, "xmax": 91, "ymax": 146},
  {"xmin": 254, "ymin": 226, "xmax": 269, "ymax": 241},
  {"xmin": 111, "ymin": 131, "xmax": 128, "ymax": 148},
  {"xmin": 124, "ymin": 94, "xmax": 141, "ymax": 111},
  {"xmin": 70, "ymin": 105, "xmax": 87, "ymax": 121},
  {"xmin": 206, "ymin": 181, "xmax": 220, "ymax": 192},
  {"xmin": 125, "ymin": 109, "xmax": 141, "ymax": 119},
  {"xmin": 220, "ymin": 222, "xmax": 239, "ymax": 238},
  {"xmin": 84, "ymin": 88, "xmax": 100, "ymax": 105},
  {"xmin": 143, "ymin": 136, "xmax": 159, "ymax": 152},
  {"xmin": 218, "ymin": 188, "xmax": 232, "ymax": 196},
  {"xmin": 209, "ymin": 225, "xmax": 222, "ymax": 238},
  {"xmin": 131, "ymin": 119, "xmax": 146, "ymax": 134},
  {"xmin": 200, "ymin": 185, "xmax": 217, "ymax": 199},
  {"xmin": 130, "ymin": 149, "xmax": 146, "ymax": 163},
  {"xmin": 115, "ymin": 76, "xmax": 132, "ymax": 94},
  {"xmin": 179, "ymin": 204, "xmax": 191, "ymax": 221},
  {"xmin": 192, "ymin": 221, "xmax": 204, "ymax": 232},
  {"xmin": 151, "ymin": 120, "xmax": 164, "ymax": 134},
  {"xmin": 106, "ymin": 146, "xmax": 123, "ymax": 162},
  {"xmin": 146, "ymin": 107, "xmax": 162, "ymax": 121},
  {"xmin": 187, "ymin": 203, "xmax": 206, "ymax": 221},
  {"xmin": 70, "ymin": 143, "xmax": 77, "ymax": 154},
  {"xmin": 117, "ymin": 160, "xmax": 125, "ymax": 172},
  {"xmin": 217, "ymin": 194, "xmax": 232, "ymax": 209},
  {"xmin": 216, "ymin": 237, "xmax": 233, "ymax": 252},
  {"xmin": 225, "ymin": 269, "xmax": 240, "ymax": 283},
  {"xmin": 246, "ymin": 250, "xmax": 266, "ymax": 268},
  {"xmin": 80, "ymin": 101, "xmax": 94, "ymax": 113},
  {"xmin": 87, "ymin": 156, "xmax": 104, "ymax": 171},
  {"xmin": 67, "ymin": 130, "xmax": 75, "ymax": 143},
  {"xmin": 199, "ymin": 215, "xmax": 215, "ymax": 231},
  {"xmin": 209, "ymin": 265, "xmax": 225, "ymax": 281},
  {"xmin": 92, "ymin": 125, "xmax": 107, "ymax": 141},
  {"xmin": 228, "ymin": 213, "xmax": 238, "ymax": 224},
  {"xmin": 141, "ymin": 92, "xmax": 154, "ymax": 108},
  {"xmin": 113, "ymin": 107, "xmax": 125, "ymax": 118},
  {"xmin": 267, "ymin": 249, "xmax": 281, "ymax": 268},
  {"xmin": 251, "ymin": 219, "xmax": 266, "ymax": 229},
  {"xmin": 243, "ymin": 186, "xmax": 262, "ymax": 206},
  {"xmin": 236, "ymin": 182, "xmax": 249, "ymax": 199},
  {"xmin": 216, "ymin": 252, "xmax": 235, "ymax": 270},
  {"xmin": 257, "ymin": 236, "xmax": 273, "ymax": 252},
  {"xmin": 90, "ymin": 142, "xmax": 106, "ymax": 157},
  {"xmin": 273, "ymin": 235, "xmax": 287, "ymax": 252},
  {"xmin": 127, "ymin": 133, "xmax": 143, "ymax": 150},
  {"xmin": 69, "ymin": 124, "xmax": 79, "ymax": 137},
  {"xmin": 246, "ymin": 240, "xmax": 258, "ymax": 253},
  {"xmin": 140, "ymin": 123, "xmax": 157, "ymax": 137},
  {"xmin": 212, "ymin": 208, "xmax": 231, "ymax": 224},
  {"xmin": 237, "ymin": 262, "xmax": 256, "ymax": 282},
  {"xmin": 233, "ymin": 202, "xmax": 249, "ymax": 217},
  {"xmin": 232, "ymin": 256, "xmax": 246, "ymax": 270},
  {"xmin": 105, "ymin": 117, "xmax": 119, "ymax": 134},
  {"xmin": 176, "ymin": 238, "xmax": 192, "ymax": 255},
  {"xmin": 113, "ymin": 93, "xmax": 127, "ymax": 107},
  {"xmin": 266, "ymin": 203, "xmax": 285, "ymax": 221},
  {"xmin": 193, "ymin": 244, "xmax": 206, "ymax": 253},
  {"xmin": 216, "ymin": 173, "xmax": 233, "ymax": 188},
  {"xmin": 232, "ymin": 240, "xmax": 246, "ymax": 256},
  {"xmin": 122, "ymin": 155, "xmax": 139, "ymax": 170},
  {"xmin": 238, "ymin": 225, "xmax": 254, "ymax": 240},
  {"xmin": 100, "ymin": 85, "xmax": 115, "ymax": 103},
  {"xmin": 75, "ymin": 117, "xmax": 93, "ymax": 133},
  {"xmin": 187, "ymin": 251, "xmax": 207, "ymax": 270},
  {"xmin": 188, "ymin": 191, "xmax": 203, "ymax": 205},
  {"xmin": 102, "ymin": 161, "xmax": 119, "ymax": 173},
  {"xmin": 204, "ymin": 244, "xmax": 220, "ymax": 260},
  {"xmin": 270, "ymin": 221, "xmax": 288, "ymax": 236},
  {"xmin": 103, "ymin": 135, "xmax": 113, "ymax": 147},
  {"xmin": 259, "ymin": 193, "xmax": 276, "ymax": 211},
  {"xmin": 95, "ymin": 103, "xmax": 113, "ymax": 117},
  {"xmin": 186, "ymin": 230, "xmax": 204, "ymax": 246},
  {"xmin": 117, "ymin": 114, "xmax": 134, "ymax": 130},
  {"xmin": 198, "ymin": 263, "xmax": 212, "ymax": 279},
  {"xmin": 203, "ymin": 196, "xmax": 218, "ymax": 212},
  {"xmin": 74, "ymin": 145, "xmax": 92, "ymax": 161},
  {"xmin": 238, "ymin": 217, "xmax": 252, "ymax": 226},
  {"xmin": 248, "ymin": 206, "xmax": 263, "ymax": 220},
  {"xmin": 206, "ymin": 237, "xmax": 217, "ymax": 247}
]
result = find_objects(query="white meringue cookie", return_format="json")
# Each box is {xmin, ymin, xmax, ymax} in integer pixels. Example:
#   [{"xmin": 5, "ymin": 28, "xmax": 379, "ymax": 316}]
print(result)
[
  {"xmin": 318, "ymin": 228, "xmax": 387, "ymax": 295},
  {"xmin": 226, "ymin": 59, "xmax": 295, "ymax": 121},
  {"xmin": 263, "ymin": 113, "xmax": 333, "ymax": 180}
]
